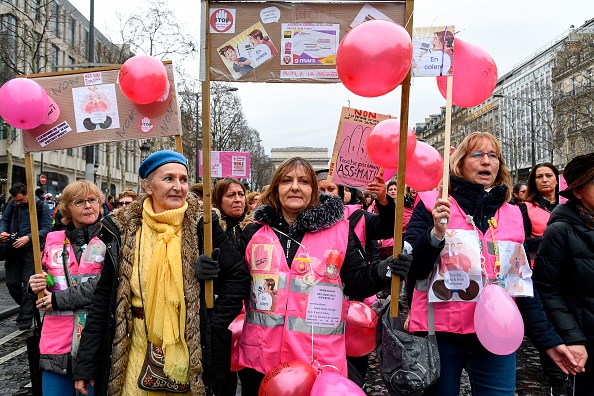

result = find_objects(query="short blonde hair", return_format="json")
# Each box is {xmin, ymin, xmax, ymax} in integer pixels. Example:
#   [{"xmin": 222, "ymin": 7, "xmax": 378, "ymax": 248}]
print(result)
[
  {"xmin": 59, "ymin": 180, "xmax": 102, "ymax": 223},
  {"xmin": 450, "ymin": 131, "xmax": 512, "ymax": 201}
]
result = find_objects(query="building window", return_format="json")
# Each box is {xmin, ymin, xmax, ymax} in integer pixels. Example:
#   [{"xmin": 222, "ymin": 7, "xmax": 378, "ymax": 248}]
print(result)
[
  {"xmin": 51, "ymin": 45, "xmax": 59, "ymax": 71},
  {"xmin": 67, "ymin": 56, "xmax": 74, "ymax": 67},
  {"xmin": 67, "ymin": 148, "xmax": 73, "ymax": 156},
  {"xmin": 1, "ymin": 14, "xmax": 18, "ymax": 61},
  {"xmin": 29, "ymin": 0, "xmax": 38, "ymax": 21},
  {"xmin": 83, "ymin": 29, "xmax": 89, "ymax": 58},
  {"xmin": 51, "ymin": 3, "xmax": 59, "ymax": 37},
  {"xmin": 0, "ymin": 120, "xmax": 16, "ymax": 140},
  {"xmin": 68, "ymin": 17, "xmax": 75, "ymax": 45}
]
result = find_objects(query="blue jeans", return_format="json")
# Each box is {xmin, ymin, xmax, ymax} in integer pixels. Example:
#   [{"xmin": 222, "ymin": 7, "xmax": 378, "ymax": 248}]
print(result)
[
  {"xmin": 42, "ymin": 370, "xmax": 94, "ymax": 396},
  {"xmin": 423, "ymin": 332, "xmax": 516, "ymax": 396}
]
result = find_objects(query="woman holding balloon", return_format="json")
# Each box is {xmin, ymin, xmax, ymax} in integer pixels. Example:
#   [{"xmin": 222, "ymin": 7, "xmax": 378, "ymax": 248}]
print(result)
[{"xmin": 403, "ymin": 132, "xmax": 578, "ymax": 395}]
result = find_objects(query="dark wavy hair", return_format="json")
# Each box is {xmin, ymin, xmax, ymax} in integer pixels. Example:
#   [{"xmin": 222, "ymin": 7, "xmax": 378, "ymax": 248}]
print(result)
[{"xmin": 524, "ymin": 163, "xmax": 559, "ymax": 204}]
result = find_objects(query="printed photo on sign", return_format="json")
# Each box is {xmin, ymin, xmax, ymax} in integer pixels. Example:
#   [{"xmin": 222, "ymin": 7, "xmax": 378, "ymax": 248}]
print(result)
[
  {"xmin": 250, "ymin": 274, "xmax": 279, "ymax": 311},
  {"xmin": 210, "ymin": 8, "xmax": 236, "ymax": 34},
  {"xmin": 349, "ymin": 3, "xmax": 393, "ymax": 31},
  {"xmin": 251, "ymin": 243, "xmax": 274, "ymax": 271},
  {"xmin": 217, "ymin": 22, "xmax": 278, "ymax": 80},
  {"xmin": 497, "ymin": 241, "xmax": 534, "ymax": 297},
  {"xmin": 328, "ymin": 107, "xmax": 392, "ymax": 188},
  {"xmin": 72, "ymin": 84, "xmax": 120, "ymax": 132},
  {"xmin": 412, "ymin": 25, "xmax": 455, "ymax": 77},
  {"xmin": 428, "ymin": 229, "xmax": 483, "ymax": 303},
  {"xmin": 280, "ymin": 23, "xmax": 339, "ymax": 66}
]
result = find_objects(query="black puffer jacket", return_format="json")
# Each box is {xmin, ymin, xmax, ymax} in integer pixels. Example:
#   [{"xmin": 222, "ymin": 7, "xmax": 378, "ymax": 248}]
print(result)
[
  {"xmin": 237, "ymin": 193, "xmax": 390, "ymax": 300},
  {"xmin": 533, "ymin": 202, "xmax": 594, "ymax": 347},
  {"xmin": 404, "ymin": 175, "xmax": 564, "ymax": 350}
]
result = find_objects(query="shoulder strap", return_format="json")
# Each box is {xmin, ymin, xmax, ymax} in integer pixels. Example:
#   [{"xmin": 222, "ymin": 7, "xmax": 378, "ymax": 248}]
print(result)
[
  {"xmin": 348, "ymin": 209, "xmax": 367, "ymax": 258},
  {"xmin": 36, "ymin": 199, "xmax": 44, "ymax": 224}
]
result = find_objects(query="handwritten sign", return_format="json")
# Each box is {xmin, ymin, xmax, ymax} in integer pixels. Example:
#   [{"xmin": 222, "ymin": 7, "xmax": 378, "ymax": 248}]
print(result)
[{"xmin": 328, "ymin": 107, "xmax": 392, "ymax": 188}]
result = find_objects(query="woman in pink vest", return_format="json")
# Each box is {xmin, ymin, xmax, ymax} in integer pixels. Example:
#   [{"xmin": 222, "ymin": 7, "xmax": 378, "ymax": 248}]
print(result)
[
  {"xmin": 404, "ymin": 132, "xmax": 577, "ymax": 395},
  {"xmin": 519, "ymin": 163, "xmax": 575, "ymax": 395},
  {"xmin": 29, "ymin": 180, "xmax": 104, "ymax": 396},
  {"xmin": 236, "ymin": 157, "xmax": 412, "ymax": 395},
  {"xmin": 519, "ymin": 163, "xmax": 560, "ymax": 259}
]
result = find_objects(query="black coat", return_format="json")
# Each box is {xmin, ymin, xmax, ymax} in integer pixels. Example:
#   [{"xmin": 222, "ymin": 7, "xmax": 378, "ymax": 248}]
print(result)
[
  {"xmin": 518, "ymin": 193, "xmax": 558, "ymax": 253},
  {"xmin": 404, "ymin": 175, "xmax": 564, "ymax": 350},
  {"xmin": 533, "ymin": 202, "xmax": 594, "ymax": 347},
  {"xmin": 72, "ymin": 197, "xmax": 250, "ymax": 395},
  {"xmin": 237, "ymin": 193, "xmax": 390, "ymax": 300}
]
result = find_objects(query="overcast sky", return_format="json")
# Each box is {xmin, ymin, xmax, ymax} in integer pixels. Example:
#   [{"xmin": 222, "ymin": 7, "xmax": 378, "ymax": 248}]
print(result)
[{"xmin": 70, "ymin": 0, "xmax": 594, "ymax": 155}]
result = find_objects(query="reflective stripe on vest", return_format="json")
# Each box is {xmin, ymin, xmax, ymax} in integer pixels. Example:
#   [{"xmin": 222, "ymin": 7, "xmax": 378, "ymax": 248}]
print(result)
[{"xmin": 287, "ymin": 316, "xmax": 346, "ymax": 335}]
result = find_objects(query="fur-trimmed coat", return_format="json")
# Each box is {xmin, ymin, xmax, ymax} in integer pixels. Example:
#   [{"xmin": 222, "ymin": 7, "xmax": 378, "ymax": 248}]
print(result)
[
  {"xmin": 219, "ymin": 211, "xmax": 253, "ymax": 247},
  {"xmin": 72, "ymin": 194, "xmax": 249, "ymax": 395},
  {"xmin": 237, "ymin": 193, "xmax": 389, "ymax": 300}
]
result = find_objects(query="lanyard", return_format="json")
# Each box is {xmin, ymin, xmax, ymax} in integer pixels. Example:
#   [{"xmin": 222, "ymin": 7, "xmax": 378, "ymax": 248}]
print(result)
[{"xmin": 464, "ymin": 214, "xmax": 503, "ymax": 286}]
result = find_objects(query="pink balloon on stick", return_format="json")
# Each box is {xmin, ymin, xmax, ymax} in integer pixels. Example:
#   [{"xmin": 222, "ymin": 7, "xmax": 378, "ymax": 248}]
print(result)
[
  {"xmin": 345, "ymin": 301, "xmax": 378, "ymax": 357},
  {"xmin": 118, "ymin": 55, "xmax": 168, "ymax": 104},
  {"xmin": 436, "ymin": 39, "xmax": 498, "ymax": 108},
  {"xmin": 310, "ymin": 372, "xmax": 366, "ymax": 396},
  {"xmin": 366, "ymin": 119, "xmax": 417, "ymax": 169},
  {"xmin": 0, "ymin": 78, "xmax": 49, "ymax": 130},
  {"xmin": 337, "ymin": 20, "xmax": 413, "ymax": 97},
  {"xmin": 404, "ymin": 142, "xmax": 444, "ymax": 191},
  {"xmin": 474, "ymin": 284, "xmax": 524, "ymax": 355},
  {"xmin": 381, "ymin": 168, "xmax": 396, "ymax": 181}
]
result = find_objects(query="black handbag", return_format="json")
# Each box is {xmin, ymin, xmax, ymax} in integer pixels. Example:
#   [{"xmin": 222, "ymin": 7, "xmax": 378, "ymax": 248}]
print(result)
[{"xmin": 376, "ymin": 297, "xmax": 440, "ymax": 396}]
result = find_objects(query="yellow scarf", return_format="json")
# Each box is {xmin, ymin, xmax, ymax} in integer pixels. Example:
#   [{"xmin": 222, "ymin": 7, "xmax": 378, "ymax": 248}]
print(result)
[{"xmin": 140, "ymin": 198, "xmax": 189, "ymax": 383}]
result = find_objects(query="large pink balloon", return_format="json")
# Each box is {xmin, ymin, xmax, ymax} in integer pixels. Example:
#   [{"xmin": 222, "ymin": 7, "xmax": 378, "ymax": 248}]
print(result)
[
  {"xmin": 118, "ymin": 55, "xmax": 168, "ymax": 104},
  {"xmin": 229, "ymin": 314, "xmax": 245, "ymax": 372},
  {"xmin": 474, "ymin": 284, "xmax": 524, "ymax": 355},
  {"xmin": 366, "ymin": 119, "xmax": 417, "ymax": 169},
  {"xmin": 258, "ymin": 361, "xmax": 316, "ymax": 396},
  {"xmin": 310, "ymin": 372, "xmax": 366, "ymax": 396},
  {"xmin": 337, "ymin": 20, "xmax": 412, "ymax": 97},
  {"xmin": 345, "ymin": 301, "xmax": 378, "ymax": 357},
  {"xmin": 0, "ymin": 78, "xmax": 49, "ymax": 130},
  {"xmin": 404, "ymin": 142, "xmax": 444, "ymax": 191},
  {"xmin": 436, "ymin": 39, "xmax": 498, "ymax": 108}
]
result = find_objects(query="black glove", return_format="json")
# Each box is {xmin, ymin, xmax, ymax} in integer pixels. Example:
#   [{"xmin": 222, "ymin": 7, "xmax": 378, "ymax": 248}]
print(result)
[
  {"xmin": 195, "ymin": 248, "xmax": 221, "ymax": 280},
  {"xmin": 377, "ymin": 253, "xmax": 413, "ymax": 279}
]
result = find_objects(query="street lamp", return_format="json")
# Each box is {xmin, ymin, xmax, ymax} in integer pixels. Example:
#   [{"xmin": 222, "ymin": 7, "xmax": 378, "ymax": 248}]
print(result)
[
  {"xmin": 195, "ymin": 86, "xmax": 238, "ymax": 181},
  {"xmin": 140, "ymin": 141, "xmax": 151, "ymax": 162},
  {"xmin": 493, "ymin": 94, "xmax": 537, "ymax": 169},
  {"xmin": 93, "ymin": 161, "xmax": 99, "ymax": 184}
]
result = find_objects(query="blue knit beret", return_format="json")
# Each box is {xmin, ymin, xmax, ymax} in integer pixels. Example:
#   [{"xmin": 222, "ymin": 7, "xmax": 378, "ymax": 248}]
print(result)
[{"xmin": 138, "ymin": 150, "xmax": 188, "ymax": 179}]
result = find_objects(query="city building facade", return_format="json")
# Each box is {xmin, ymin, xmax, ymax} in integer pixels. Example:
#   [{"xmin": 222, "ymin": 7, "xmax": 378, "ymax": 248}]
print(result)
[
  {"xmin": 0, "ymin": 0, "xmax": 138, "ymax": 197},
  {"xmin": 270, "ymin": 146, "xmax": 330, "ymax": 171}
]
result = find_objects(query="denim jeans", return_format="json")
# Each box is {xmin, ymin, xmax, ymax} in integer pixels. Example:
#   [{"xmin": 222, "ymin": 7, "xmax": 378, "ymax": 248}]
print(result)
[
  {"xmin": 423, "ymin": 332, "xmax": 516, "ymax": 396},
  {"xmin": 42, "ymin": 370, "xmax": 94, "ymax": 396}
]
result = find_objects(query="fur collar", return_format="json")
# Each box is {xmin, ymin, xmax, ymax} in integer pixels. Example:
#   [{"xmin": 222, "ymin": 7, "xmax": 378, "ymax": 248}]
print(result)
[
  {"xmin": 219, "ymin": 210, "xmax": 253, "ymax": 232},
  {"xmin": 107, "ymin": 194, "xmax": 206, "ymax": 396},
  {"xmin": 252, "ymin": 193, "xmax": 344, "ymax": 232}
]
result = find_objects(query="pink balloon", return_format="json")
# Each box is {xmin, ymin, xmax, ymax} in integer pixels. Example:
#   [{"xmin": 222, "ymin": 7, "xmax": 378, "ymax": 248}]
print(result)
[
  {"xmin": 345, "ymin": 301, "xmax": 378, "ymax": 357},
  {"xmin": 474, "ymin": 284, "xmax": 524, "ymax": 355},
  {"xmin": 119, "ymin": 55, "xmax": 168, "ymax": 104},
  {"xmin": 337, "ymin": 20, "xmax": 412, "ymax": 97},
  {"xmin": 381, "ymin": 168, "xmax": 396, "ymax": 181},
  {"xmin": 436, "ymin": 39, "xmax": 498, "ymax": 108},
  {"xmin": 404, "ymin": 142, "xmax": 444, "ymax": 191},
  {"xmin": 0, "ymin": 78, "xmax": 49, "ymax": 130},
  {"xmin": 229, "ymin": 313, "xmax": 245, "ymax": 372},
  {"xmin": 366, "ymin": 119, "xmax": 417, "ymax": 169},
  {"xmin": 559, "ymin": 175, "xmax": 568, "ymax": 204},
  {"xmin": 310, "ymin": 372, "xmax": 366, "ymax": 396},
  {"xmin": 41, "ymin": 96, "xmax": 61, "ymax": 125},
  {"xmin": 259, "ymin": 361, "xmax": 317, "ymax": 396}
]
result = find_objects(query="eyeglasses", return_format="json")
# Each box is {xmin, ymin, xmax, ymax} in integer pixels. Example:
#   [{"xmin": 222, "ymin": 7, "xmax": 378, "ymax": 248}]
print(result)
[
  {"xmin": 469, "ymin": 151, "xmax": 499, "ymax": 161},
  {"xmin": 117, "ymin": 201, "xmax": 133, "ymax": 207},
  {"xmin": 71, "ymin": 197, "xmax": 100, "ymax": 207}
]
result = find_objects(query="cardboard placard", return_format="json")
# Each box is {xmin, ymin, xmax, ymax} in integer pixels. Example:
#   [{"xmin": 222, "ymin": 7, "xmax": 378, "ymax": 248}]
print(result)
[
  {"xmin": 328, "ymin": 106, "xmax": 392, "ymax": 188},
  {"xmin": 22, "ymin": 61, "xmax": 180, "ymax": 153},
  {"xmin": 208, "ymin": 1, "xmax": 406, "ymax": 83},
  {"xmin": 199, "ymin": 151, "xmax": 251, "ymax": 178}
]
